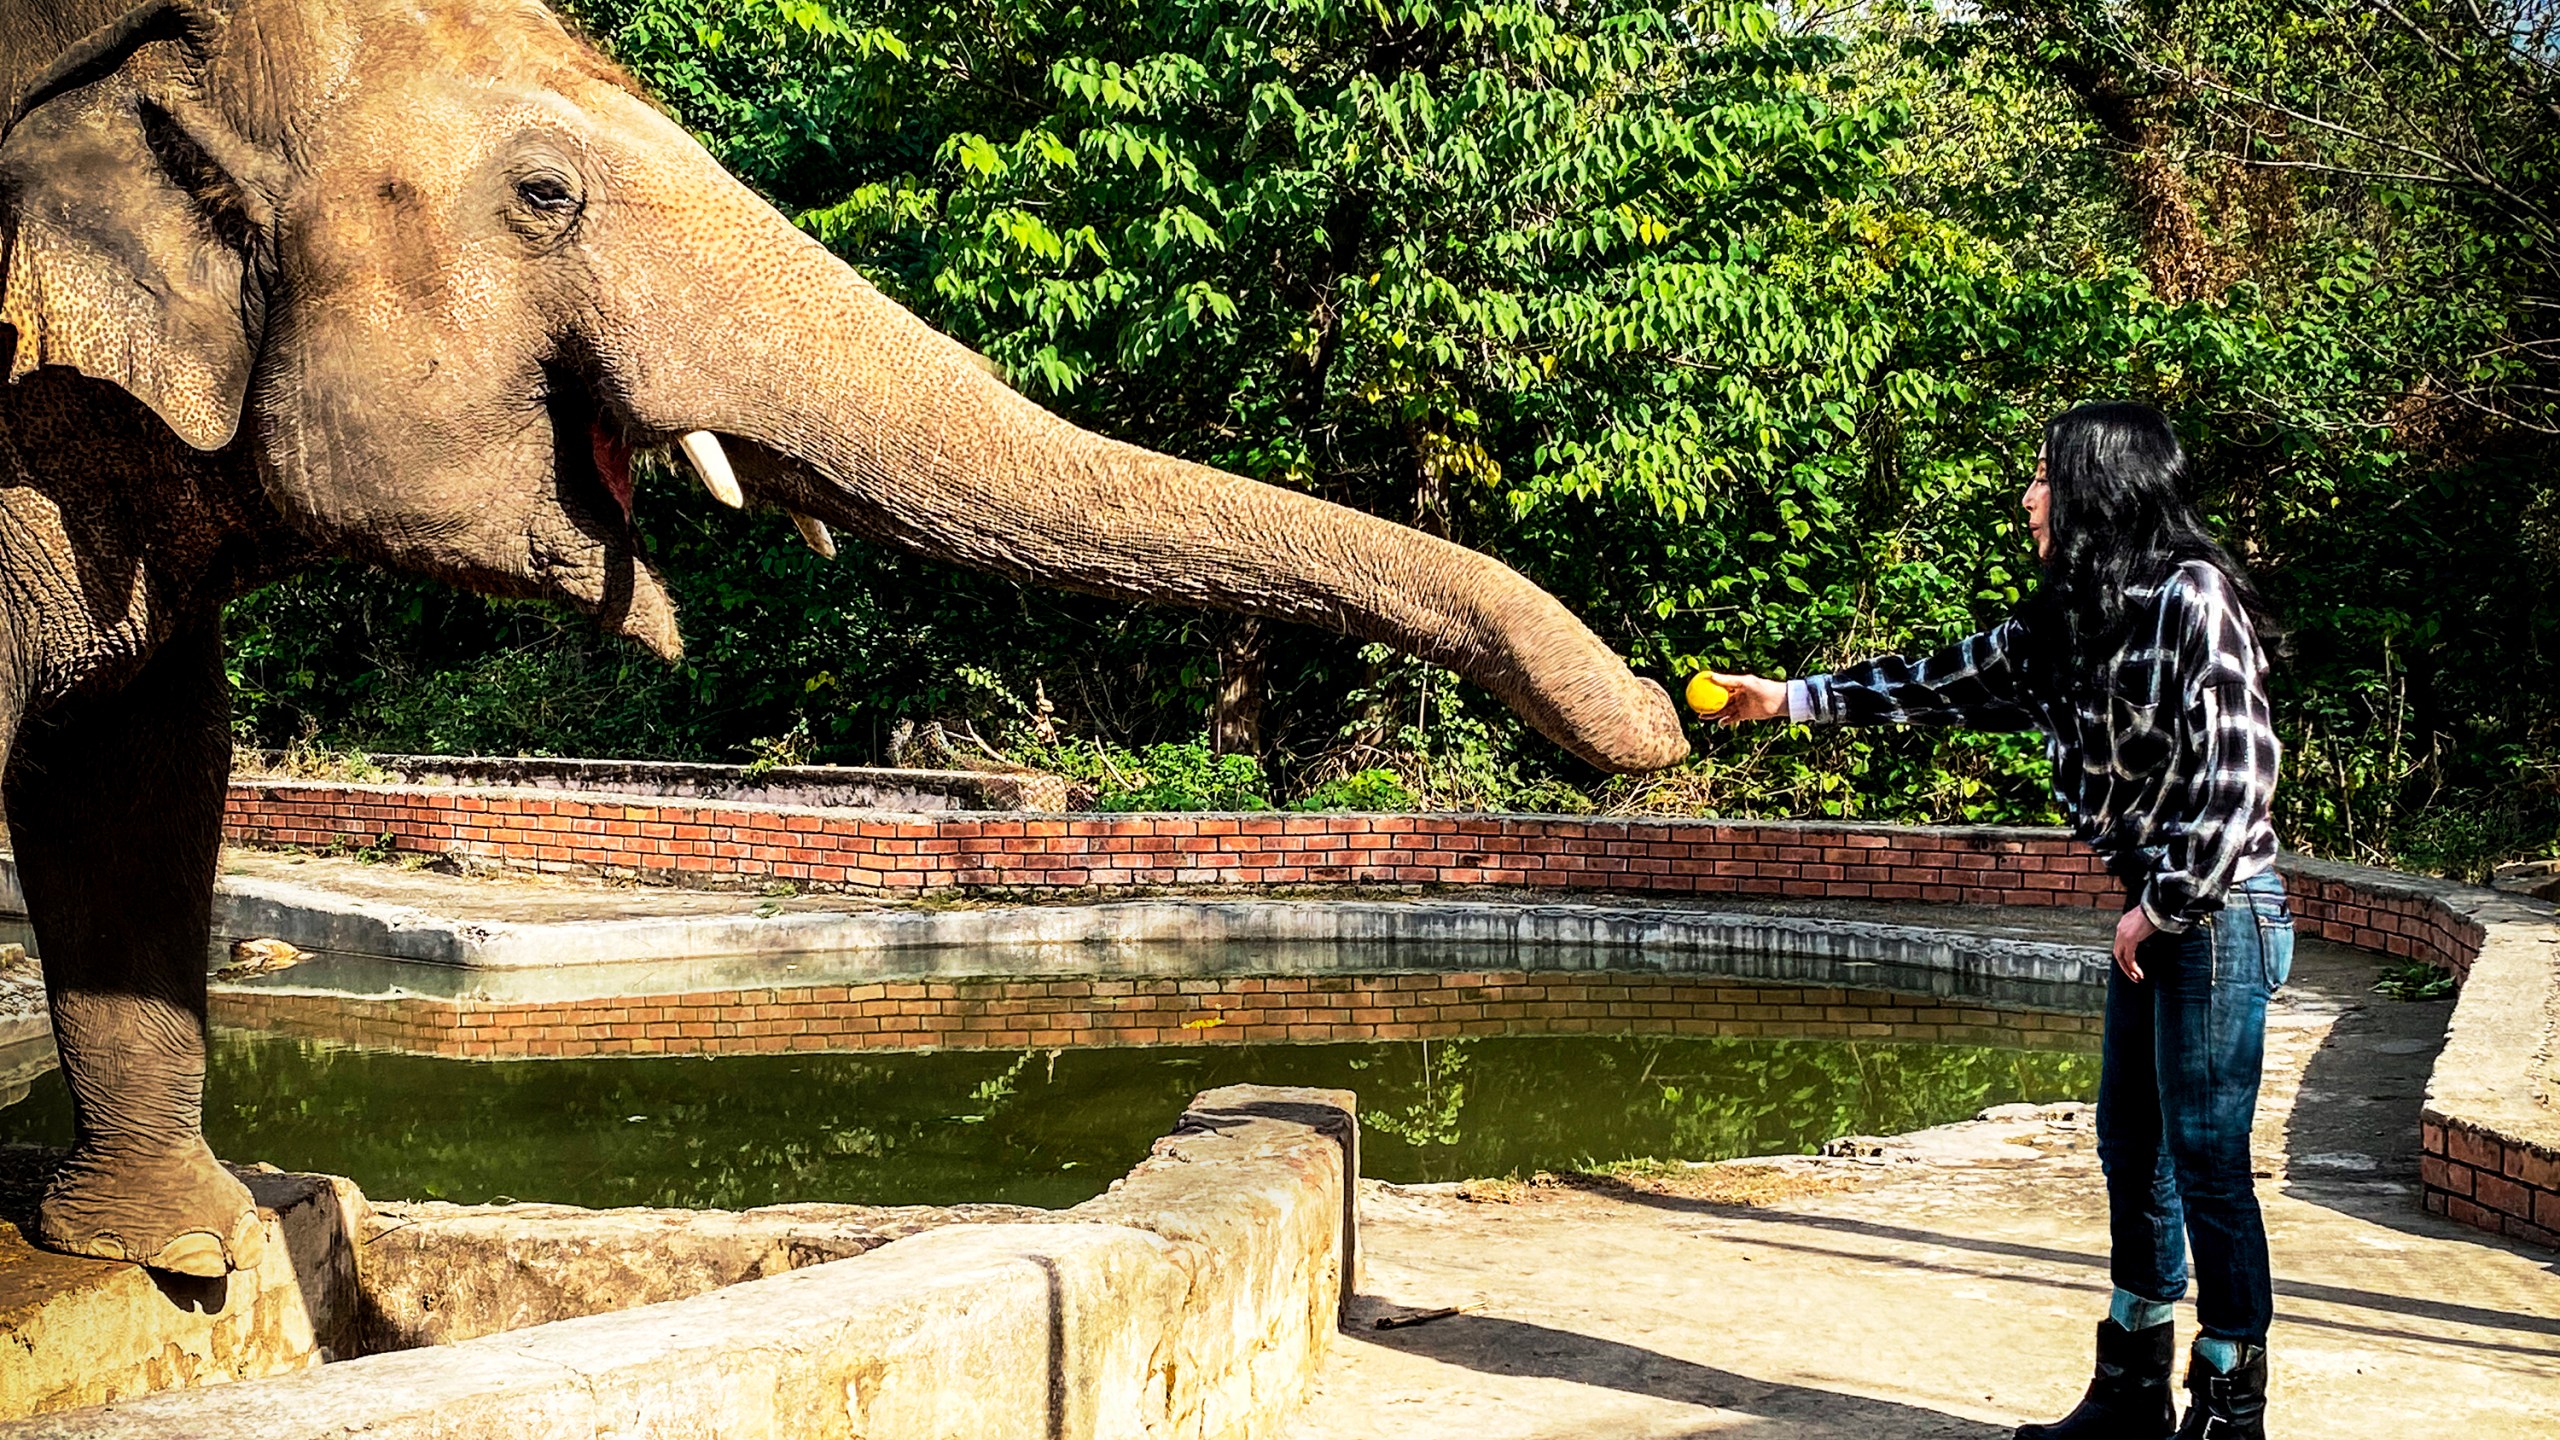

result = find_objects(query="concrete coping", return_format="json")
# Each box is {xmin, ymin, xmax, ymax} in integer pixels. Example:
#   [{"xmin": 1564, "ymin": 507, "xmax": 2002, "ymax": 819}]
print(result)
[
  {"xmin": 2282, "ymin": 855, "xmax": 2557, "ymax": 1125},
  {"xmin": 201, "ymin": 894, "xmax": 2117, "ymax": 1014},
  {"xmin": 0, "ymin": 1084, "xmax": 1358, "ymax": 1439},
  {"xmin": 2407, "ymin": 888, "xmax": 2559, "ymax": 1149},
  {"xmin": 238, "ymin": 752, "xmax": 1069, "ymax": 812},
  {"xmin": 3, "ymin": 852, "xmax": 2112, "ymax": 986}
]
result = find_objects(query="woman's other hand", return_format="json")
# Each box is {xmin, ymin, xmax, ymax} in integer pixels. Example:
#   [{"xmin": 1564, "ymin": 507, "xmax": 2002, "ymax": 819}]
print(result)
[
  {"xmin": 2112, "ymin": 906, "xmax": 2159, "ymax": 981},
  {"xmin": 1707, "ymin": 673, "xmax": 1790, "ymax": 724}
]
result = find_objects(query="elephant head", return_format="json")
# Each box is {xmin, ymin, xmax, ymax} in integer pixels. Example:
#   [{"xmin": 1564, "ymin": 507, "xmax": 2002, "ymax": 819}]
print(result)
[{"xmin": 1, "ymin": 0, "xmax": 1689, "ymax": 774}]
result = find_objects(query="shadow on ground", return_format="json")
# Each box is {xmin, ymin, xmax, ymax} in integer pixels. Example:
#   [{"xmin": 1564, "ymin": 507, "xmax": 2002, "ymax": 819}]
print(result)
[
  {"xmin": 1351, "ymin": 1306, "xmax": 2011, "ymax": 1438},
  {"xmin": 2270, "ymin": 948, "xmax": 2556, "ymax": 1285},
  {"xmin": 2274, "ymin": 949, "xmax": 2457, "ymax": 1227},
  {"xmin": 1624, "ymin": 1204, "xmax": 2558, "ymax": 1356}
]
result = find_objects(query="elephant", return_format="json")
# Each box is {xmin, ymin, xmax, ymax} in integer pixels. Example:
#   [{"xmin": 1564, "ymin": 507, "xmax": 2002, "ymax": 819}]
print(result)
[{"xmin": 0, "ymin": 0, "xmax": 1688, "ymax": 1276}]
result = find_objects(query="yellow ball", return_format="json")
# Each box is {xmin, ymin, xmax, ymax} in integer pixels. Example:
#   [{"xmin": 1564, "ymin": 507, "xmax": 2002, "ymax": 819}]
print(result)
[{"xmin": 1685, "ymin": 672, "xmax": 1731, "ymax": 716}]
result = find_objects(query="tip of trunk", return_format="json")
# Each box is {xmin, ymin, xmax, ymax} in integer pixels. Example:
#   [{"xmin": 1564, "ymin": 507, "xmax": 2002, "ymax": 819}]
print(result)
[{"xmin": 1574, "ymin": 679, "xmax": 1689, "ymax": 773}]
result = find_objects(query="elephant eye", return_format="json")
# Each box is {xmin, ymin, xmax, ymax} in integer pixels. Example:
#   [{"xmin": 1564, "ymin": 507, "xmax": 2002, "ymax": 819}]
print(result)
[{"xmin": 515, "ymin": 173, "xmax": 580, "ymax": 214}]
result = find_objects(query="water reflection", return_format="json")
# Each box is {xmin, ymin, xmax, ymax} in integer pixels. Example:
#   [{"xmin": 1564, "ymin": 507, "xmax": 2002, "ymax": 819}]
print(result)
[{"xmin": 0, "ymin": 1027, "xmax": 2096, "ymax": 1209}]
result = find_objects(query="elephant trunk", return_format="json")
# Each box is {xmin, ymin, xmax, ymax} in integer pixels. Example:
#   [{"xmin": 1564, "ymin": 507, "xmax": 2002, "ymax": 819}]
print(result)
[{"xmin": 613, "ymin": 204, "xmax": 1688, "ymax": 774}]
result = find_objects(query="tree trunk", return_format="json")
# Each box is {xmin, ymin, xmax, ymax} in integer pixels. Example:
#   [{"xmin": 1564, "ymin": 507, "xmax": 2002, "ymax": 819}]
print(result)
[
  {"xmin": 1210, "ymin": 617, "xmax": 1267, "ymax": 757},
  {"xmin": 2016, "ymin": 7, "xmax": 2228, "ymax": 304}
]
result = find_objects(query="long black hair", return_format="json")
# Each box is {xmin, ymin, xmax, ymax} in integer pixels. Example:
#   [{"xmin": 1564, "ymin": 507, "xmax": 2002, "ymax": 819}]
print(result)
[{"xmin": 2035, "ymin": 401, "xmax": 2283, "ymax": 686}]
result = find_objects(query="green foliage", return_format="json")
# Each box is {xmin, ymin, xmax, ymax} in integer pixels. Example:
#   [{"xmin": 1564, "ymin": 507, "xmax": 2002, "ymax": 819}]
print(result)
[
  {"xmin": 1091, "ymin": 742, "xmax": 1273, "ymax": 811},
  {"xmin": 218, "ymin": 0, "xmax": 2560, "ymax": 874},
  {"xmin": 1956, "ymin": 0, "xmax": 2560, "ymax": 872},
  {"xmin": 1009, "ymin": 733, "xmax": 1275, "ymax": 808},
  {"xmin": 239, "ymin": 743, "xmax": 396, "ymax": 785},
  {"xmin": 2373, "ymin": 960, "xmax": 2459, "ymax": 1003},
  {"xmin": 740, "ymin": 716, "xmax": 816, "ymax": 773},
  {"xmin": 1290, "ymin": 768, "xmax": 1419, "ymax": 812}
]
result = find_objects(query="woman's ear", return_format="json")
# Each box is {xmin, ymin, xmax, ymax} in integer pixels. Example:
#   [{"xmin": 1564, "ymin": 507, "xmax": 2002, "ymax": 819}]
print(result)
[{"xmin": 0, "ymin": 3, "xmax": 277, "ymax": 452}]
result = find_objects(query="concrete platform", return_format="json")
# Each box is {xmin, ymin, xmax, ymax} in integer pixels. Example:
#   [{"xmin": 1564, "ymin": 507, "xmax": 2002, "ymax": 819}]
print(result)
[
  {"xmin": 1283, "ymin": 946, "xmax": 2560, "ymax": 1439},
  {"xmin": 4, "ymin": 1085, "xmax": 1357, "ymax": 1439},
  {"xmin": 2, "ymin": 846, "xmax": 2128, "ymax": 983},
  {"xmin": 0, "ymin": 1151, "xmax": 363, "ymax": 1417}
]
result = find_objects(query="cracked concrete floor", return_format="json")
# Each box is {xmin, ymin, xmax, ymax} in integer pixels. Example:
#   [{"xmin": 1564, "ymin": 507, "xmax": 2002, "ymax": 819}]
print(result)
[{"xmin": 1286, "ymin": 946, "xmax": 2560, "ymax": 1438}]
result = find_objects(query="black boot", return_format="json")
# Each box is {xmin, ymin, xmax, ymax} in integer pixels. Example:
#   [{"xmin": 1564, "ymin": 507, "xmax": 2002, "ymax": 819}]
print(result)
[
  {"xmin": 2017, "ymin": 1319, "xmax": 2178, "ymax": 1440},
  {"xmin": 2174, "ymin": 1342, "xmax": 2268, "ymax": 1439}
]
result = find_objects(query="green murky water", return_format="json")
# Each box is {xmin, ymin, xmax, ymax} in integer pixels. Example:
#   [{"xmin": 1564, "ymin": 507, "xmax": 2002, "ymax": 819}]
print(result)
[{"xmin": 0, "ymin": 1028, "xmax": 2095, "ymax": 1209}]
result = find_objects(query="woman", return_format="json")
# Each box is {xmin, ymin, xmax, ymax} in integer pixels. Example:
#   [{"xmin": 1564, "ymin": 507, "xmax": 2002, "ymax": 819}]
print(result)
[{"xmin": 1713, "ymin": 402, "xmax": 2290, "ymax": 1440}]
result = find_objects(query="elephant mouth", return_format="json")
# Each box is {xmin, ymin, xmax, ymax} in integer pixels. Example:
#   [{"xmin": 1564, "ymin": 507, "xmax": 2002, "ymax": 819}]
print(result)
[
  {"xmin": 538, "ymin": 364, "xmax": 682, "ymax": 659},
  {"xmin": 543, "ymin": 362, "xmax": 638, "ymax": 526},
  {"xmin": 588, "ymin": 415, "xmax": 637, "ymax": 519},
  {"xmin": 530, "ymin": 361, "xmax": 817, "ymax": 662}
]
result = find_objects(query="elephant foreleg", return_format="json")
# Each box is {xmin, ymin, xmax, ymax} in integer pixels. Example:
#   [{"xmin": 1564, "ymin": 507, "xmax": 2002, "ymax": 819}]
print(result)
[{"xmin": 7, "ymin": 617, "xmax": 261, "ymax": 1276}]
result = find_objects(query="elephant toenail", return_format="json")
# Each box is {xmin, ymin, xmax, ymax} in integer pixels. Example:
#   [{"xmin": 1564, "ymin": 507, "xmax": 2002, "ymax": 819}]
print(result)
[{"xmin": 148, "ymin": 1232, "xmax": 232, "ymax": 1278}]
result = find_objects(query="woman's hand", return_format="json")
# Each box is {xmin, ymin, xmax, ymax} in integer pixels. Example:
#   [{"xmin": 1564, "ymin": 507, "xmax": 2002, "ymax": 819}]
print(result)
[
  {"xmin": 2112, "ymin": 906, "xmax": 2159, "ymax": 982},
  {"xmin": 1705, "ymin": 672, "xmax": 1790, "ymax": 725}
]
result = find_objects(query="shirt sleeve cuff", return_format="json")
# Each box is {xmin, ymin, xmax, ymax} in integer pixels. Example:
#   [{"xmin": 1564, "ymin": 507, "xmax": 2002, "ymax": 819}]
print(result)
[
  {"xmin": 1786, "ymin": 678, "xmax": 1816, "ymax": 724},
  {"xmin": 2138, "ymin": 887, "xmax": 2190, "ymax": 934}
]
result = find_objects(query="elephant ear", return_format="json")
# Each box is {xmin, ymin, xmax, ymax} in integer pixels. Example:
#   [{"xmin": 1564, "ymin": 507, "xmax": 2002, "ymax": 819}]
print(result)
[{"xmin": 0, "ymin": 3, "xmax": 273, "ymax": 453}]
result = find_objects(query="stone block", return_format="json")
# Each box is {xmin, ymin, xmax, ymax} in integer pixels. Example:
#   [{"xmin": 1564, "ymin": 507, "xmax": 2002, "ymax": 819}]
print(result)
[{"xmin": 0, "ymin": 1156, "xmax": 361, "ymax": 1421}]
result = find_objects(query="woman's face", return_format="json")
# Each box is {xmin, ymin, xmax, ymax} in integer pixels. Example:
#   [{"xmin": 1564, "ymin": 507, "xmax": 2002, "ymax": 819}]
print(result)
[{"xmin": 2024, "ymin": 453, "xmax": 2053, "ymax": 560}]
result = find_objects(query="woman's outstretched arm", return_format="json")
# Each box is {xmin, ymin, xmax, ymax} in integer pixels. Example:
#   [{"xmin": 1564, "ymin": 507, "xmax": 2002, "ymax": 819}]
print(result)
[{"xmin": 1708, "ymin": 618, "xmax": 2043, "ymax": 731}]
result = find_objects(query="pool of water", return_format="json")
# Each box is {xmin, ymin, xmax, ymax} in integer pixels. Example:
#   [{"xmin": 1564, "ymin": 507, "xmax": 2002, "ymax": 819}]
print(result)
[{"xmin": 0, "ymin": 1026, "xmax": 2096, "ymax": 1209}]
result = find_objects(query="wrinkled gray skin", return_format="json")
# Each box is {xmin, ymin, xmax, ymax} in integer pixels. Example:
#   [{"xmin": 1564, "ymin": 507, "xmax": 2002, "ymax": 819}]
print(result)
[{"xmin": 0, "ymin": 0, "xmax": 1688, "ymax": 1275}]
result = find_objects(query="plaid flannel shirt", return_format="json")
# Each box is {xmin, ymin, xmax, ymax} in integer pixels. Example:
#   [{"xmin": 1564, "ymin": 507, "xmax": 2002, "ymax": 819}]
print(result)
[{"xmin": 1790, "ymin": 560, "xmax": 2281, "ymax": 932}]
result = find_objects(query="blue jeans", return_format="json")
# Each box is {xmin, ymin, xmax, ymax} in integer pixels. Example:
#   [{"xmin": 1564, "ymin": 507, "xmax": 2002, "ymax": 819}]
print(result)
[{"xmin": 2098, "ymin": 870, "xmax": 2294, "ymax": 1343}]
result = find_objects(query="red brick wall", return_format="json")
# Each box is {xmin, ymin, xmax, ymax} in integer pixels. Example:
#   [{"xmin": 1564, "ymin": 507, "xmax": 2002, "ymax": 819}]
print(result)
[
  {"xmin": 217, "ymin": 779, "xmax": 2547, "ymax": 1248},
  {"xmin": 2423, "ymin": 1114, "xmax": 2560, "ymax": 1247},
  {"xmin": 222, "ymin": 781, "xmax": 2483, "ymax": 966}
]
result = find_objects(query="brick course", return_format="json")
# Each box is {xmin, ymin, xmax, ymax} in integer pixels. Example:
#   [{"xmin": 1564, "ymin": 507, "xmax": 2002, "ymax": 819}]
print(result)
[{"xmin": 215, "ymin": 778, "xmax": 2553, "ymax": 1249}]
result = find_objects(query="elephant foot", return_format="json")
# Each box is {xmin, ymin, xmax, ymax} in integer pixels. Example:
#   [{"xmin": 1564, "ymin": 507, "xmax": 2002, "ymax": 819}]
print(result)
[{"xmin": 35, "ymin": 1139, "xmax": 267, "ymax": 1277}]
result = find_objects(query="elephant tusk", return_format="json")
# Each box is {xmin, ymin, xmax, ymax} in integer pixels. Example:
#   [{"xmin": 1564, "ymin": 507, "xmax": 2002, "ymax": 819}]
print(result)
[
  {"xmin": 789, "ymin": 511, "xmax": 837, "ymax": 559},
  {"xmin": 677, "ymin": 430, "xmax": 745, "ymax": 508}
]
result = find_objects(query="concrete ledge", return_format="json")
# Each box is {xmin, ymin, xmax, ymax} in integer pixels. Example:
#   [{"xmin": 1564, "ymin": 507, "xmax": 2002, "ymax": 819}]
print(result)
[
  {"xmin": 0, "ymin": 1169, "xmax": 1041, "ymax": 1421},
  {"xmin": 1, "ymin": 1085, "xmax": 1356, "ymax": 1439},
  {"xmin": 0, "ymin": 1156, "xmax": 362, "ymax": 1418},
  {"xmin": 2266, "ymin": 857, "xmax": 2560, "ymax": 1247},
  {"xmin": 204, "ymin": 886, "xmax": 2116, "ymax": 994},
  {"xmin": 244, "ymin": 752, "xmax": 1071, "ymax": 812},
  {"xmin": 10, "ymin": 850, "xmax": 2123, "ymax": 999},
  {"xmin": 0, "ymin": 1021, "xmax": 47, "ymax": 1111},
  {"xmin": 2397, "ymin": 912, "xmax": 2560, "ymax": 1243},
  {"xmin": 354, "ymin": 1198, "xmax": 1050, "ymax": 1352}
]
